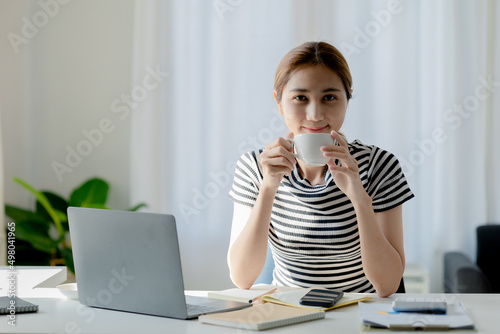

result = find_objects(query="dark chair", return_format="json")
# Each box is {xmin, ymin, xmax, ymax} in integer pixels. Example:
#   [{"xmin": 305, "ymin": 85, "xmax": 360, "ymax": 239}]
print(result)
[
  {"xmin": 396, "ymin": 277, "xmax": 406, "ymax": 293},
  {"xmin": 256, "ymin": 243, "xmax": 406, "ymax": 293},
  {"xmin": 444, "ymin": 224, "xmax": 500, "ymax": 293}
]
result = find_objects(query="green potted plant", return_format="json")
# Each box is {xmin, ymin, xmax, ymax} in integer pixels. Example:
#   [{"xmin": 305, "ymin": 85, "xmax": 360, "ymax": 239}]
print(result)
[{"xmin": 5, "ymin": 177, "xmax": 146, "ymax": 273}]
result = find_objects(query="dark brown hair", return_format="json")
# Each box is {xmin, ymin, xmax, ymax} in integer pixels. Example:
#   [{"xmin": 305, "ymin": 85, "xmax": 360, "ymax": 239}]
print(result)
[{"xmin": 274, "ymin": 41, "xmax": 352, "ymax": 102}]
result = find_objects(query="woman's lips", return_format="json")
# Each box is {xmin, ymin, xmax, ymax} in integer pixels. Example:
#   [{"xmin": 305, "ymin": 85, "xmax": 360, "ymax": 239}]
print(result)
[{"xmin": 302, "ymin": 126, "xmax": 328, "ymax": 133}]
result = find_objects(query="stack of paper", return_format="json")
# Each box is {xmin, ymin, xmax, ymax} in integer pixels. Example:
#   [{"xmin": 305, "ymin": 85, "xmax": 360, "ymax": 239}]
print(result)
[{"xmin": 359, "ymin": 301, "xmax": 475, "ymax": 330}]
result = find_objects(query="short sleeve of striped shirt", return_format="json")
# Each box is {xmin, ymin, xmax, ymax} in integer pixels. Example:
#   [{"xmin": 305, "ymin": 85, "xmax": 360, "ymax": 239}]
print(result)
[
  {"xmin": 228, "ymin": 151, "xmax": 263, "ymax": 207},
  {"xmin": 361, "ymin": 144, "xmax": 414, "ymax": 212}
]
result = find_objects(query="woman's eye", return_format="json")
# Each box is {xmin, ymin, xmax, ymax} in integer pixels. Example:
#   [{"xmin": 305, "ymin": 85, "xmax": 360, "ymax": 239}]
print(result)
[
  {"xmin": 293, "ymin": 95, "xmax": 307, "ymax": 101},
  {"xmin": 323, "ymin": 95, "xmax": 337, "ymax": 101}
]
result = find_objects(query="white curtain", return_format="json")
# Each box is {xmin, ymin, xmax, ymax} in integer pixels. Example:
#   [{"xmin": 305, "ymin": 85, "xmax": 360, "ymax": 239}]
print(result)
[{"xmin": 130, "ymin": 0, "xmax": 500, "ymax": 291}]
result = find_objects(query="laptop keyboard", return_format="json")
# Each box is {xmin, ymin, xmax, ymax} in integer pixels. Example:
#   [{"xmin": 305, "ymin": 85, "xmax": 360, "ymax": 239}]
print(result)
[{"xmin": 186, "ymin": 303, "xmax": 219, "ymax": 315}]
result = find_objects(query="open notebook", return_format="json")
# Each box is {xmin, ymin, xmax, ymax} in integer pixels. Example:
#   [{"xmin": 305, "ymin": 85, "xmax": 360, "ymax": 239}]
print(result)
[
  {"xmin": 262, "ymin": 288, "xmax": 372, "ymax": 311},
  {"xmin": 208, "ymin": 285, "xmax": 371, "ymax": 310},
  {"xmin": 207, "ymin": 284, "xmax": 295, "ymax": 303}
]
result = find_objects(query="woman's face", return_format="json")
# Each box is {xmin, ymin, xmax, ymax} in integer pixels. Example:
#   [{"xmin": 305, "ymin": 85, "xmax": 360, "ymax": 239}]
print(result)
[{"xmin": 275, "ymin": 65, "xmax": 349, "ymax": 135}]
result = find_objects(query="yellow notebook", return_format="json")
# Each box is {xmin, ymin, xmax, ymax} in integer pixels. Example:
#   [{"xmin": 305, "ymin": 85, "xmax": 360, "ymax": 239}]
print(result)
[
  {"xmin": 199, "ymin": 303, "xmax": 325, "ymax": 331},
  {"xmin": 262, "ymin": 289, "xmax": 372, "ymax": 311}
]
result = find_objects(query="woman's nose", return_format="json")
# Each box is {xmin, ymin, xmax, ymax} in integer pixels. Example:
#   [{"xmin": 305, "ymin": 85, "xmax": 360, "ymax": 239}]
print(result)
[{"xmin": 306, "ymin": 103, "xmax": 324, "ymax": 121}]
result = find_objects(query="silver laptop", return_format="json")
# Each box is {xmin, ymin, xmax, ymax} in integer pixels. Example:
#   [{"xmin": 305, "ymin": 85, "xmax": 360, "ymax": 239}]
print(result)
[{"xmin": 67, "ymin": 207, "xmax": 251, "ymax": 319}]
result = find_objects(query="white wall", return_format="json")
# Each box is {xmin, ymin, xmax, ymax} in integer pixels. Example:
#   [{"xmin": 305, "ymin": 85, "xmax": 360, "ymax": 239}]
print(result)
[{"xmin": 0, "ymin": 0, "xmax": 134, "ymax": 210}]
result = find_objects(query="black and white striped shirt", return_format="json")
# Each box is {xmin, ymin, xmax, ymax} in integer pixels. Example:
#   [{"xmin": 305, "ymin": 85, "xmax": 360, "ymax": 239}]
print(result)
[{"xmin": 228, "ymin": 140, "xmax": 414, "ymax": 292}]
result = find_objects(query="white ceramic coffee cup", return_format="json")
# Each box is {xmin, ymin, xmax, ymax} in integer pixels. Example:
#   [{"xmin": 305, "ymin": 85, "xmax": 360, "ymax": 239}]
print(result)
[{"xmin": 289, "ymin": 133, "xmax": 337, "ymax": 166}]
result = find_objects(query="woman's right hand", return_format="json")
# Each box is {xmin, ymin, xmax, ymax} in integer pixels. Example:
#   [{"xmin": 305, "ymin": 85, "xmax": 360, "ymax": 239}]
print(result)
[{"xmin": 259, "ymin": 132, "xmax": 296, "ymax": 190}]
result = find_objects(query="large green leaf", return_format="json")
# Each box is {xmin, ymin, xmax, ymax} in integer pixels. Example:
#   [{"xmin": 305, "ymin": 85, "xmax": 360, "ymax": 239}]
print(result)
[
  {"xmin": 36, "ymin": 192, "xmax": 68, "ymax": 223},
  {"xmin": 14, "ymin": 219, "xmax": 56, "ymax": 253},
  {"xmin": 28, "ymin": 236, "xmax": 58, "ymax": 253},
  {"xmin": 12, "ymin": 178, "xmax": 64, "ymax": 238},
  {"xmin": 13, "ymin": 218, "xmax": 50, "ymax": 238},
  {"xmin": 69, "ymin": 178, "xmax": 109, "ymax": 207},
  {"xmin": 54, "ymin": 210, "xmax": 69, "ymax": 231},
  {"xmin": 5, "ymin": 205, "xmax": 46, "ymax": 222}
]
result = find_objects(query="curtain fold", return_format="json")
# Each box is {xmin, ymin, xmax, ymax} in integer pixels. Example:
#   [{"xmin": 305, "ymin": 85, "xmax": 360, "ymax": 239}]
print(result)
[
  {"xmin": 130, "ymin": 0, "xmax": 167, "ymax": 214},
  {"xmin": 130, "ymin": 0, "xmax": 500, "ymax": 291}
]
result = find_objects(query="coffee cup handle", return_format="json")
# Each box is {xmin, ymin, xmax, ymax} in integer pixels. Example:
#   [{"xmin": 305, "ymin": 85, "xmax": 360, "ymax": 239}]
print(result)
[{"xmin": 286, "ymin": 138, "xmax": 300, "ymax": 158}]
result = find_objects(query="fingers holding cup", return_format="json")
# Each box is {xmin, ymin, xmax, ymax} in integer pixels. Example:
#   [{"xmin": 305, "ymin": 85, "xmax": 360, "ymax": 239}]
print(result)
[{"xmin": 321, "ymin": 130, "xmax": 356, "ymax": 173}]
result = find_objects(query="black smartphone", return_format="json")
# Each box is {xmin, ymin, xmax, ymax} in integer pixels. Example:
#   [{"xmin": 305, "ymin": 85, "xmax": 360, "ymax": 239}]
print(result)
[{"xmin": 299, "ymin": 289, "xmax": 344, "ymax": 308}]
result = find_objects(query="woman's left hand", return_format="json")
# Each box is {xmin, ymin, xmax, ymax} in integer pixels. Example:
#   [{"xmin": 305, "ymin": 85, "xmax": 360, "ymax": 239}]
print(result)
[{"xmin": 321, "ymin": 130, "xmax": 369, "ymax": 204}]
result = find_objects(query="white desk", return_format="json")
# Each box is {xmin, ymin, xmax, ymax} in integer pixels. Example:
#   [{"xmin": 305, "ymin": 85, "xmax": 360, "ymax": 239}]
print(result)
[{"xmin": 1, "ymin": 268, "xmax": 499, "ymax": 333}]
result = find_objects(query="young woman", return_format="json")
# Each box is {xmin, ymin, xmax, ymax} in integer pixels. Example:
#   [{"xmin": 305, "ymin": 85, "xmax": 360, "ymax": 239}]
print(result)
[{"xmin": 227, "ymin": 41, "xmax": 414, "ymax": 297}]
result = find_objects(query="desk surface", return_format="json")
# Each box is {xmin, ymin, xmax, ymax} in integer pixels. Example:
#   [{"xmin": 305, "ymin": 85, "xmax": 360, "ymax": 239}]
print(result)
[{"xmin": 1, "ymin": 268, "xmax": 498, "ymax": 333}]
